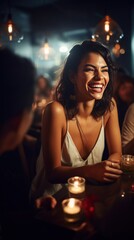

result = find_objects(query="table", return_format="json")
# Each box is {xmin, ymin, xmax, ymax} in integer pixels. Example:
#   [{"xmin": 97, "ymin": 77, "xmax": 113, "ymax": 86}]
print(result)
[{"xmin": 35, "ymin": 175, "xmax": 134, "ymax": 239}]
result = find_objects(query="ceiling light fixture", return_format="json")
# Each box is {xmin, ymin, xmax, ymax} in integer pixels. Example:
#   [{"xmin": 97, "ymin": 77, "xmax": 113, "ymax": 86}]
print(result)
[
  {"xmin": 92, "ymin": 15, "xmax": 124, "ymax": 48},
  {"xmin": 0, "ymin": 1, "xmax": 24, "ymax": 45}
]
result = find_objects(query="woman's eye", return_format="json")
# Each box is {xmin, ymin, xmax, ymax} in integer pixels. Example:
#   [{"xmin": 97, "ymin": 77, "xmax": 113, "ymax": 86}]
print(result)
[
  {"xmin": 102, "ymin": 69, "xmax": 108, "ymax": 72},
  {"xmin": 84, "ymin": 68, "xmax": 94, "ymax": 72}
]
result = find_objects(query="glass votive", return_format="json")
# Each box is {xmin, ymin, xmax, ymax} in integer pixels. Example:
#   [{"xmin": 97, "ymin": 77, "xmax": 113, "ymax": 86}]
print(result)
[
  {"xmin": 121, "ymin": 155, "xmax": 134, "ymax": 174},
  {"xmin": 67, "ymin": 176, "xmax": 85, "ymax": 198},
  {"xmin": 62, "ymin": 198, "xmax": 82, "ymax": 222}
]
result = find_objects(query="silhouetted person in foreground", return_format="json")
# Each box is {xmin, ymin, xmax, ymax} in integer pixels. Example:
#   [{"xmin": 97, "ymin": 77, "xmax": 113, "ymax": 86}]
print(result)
[{"xmin": 0, "ymin": 47, "xmax": 56, "ymax": 240}]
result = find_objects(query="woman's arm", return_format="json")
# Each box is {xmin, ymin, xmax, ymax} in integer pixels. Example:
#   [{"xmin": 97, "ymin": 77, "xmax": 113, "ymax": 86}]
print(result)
[
  {"xmin": 41, "ymin": 101, "xmax": 66, "ymax": 180},
  {"xmin": 105, "ymin": 99, "xmax": 122, "ymax": 162}
]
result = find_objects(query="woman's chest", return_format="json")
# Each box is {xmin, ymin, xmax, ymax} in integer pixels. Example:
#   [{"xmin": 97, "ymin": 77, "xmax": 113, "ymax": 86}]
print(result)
[{"xmin": 68, "ymin": 117, "xmax": 103, "ymax": 160}]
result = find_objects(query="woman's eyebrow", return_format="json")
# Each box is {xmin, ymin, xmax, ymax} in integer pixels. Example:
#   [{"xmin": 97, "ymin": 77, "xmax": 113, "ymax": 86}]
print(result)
[{"xmin": 84, "ymin": 64, "xmax": 108, "ymax": 69}]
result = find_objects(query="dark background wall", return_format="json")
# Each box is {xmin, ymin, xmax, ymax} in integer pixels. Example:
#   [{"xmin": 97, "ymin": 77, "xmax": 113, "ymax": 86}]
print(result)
[{"xmin": 0, "ymin": 0, "xmax": 134, "ymax": 76}]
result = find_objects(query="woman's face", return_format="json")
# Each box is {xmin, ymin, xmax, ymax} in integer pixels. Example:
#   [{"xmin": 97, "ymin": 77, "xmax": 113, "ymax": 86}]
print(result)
[{"xmin": 73, "ymin": 52, "xmax": 109, "ymax": 101}]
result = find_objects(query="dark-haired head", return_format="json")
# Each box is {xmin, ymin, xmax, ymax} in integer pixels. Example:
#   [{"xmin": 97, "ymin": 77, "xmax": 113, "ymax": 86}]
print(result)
[
  {"xmin": 0, "ymin": 47, "xmax": 36, "ymax": 125},
  {"xmin": 0, "ymin": 47, "xmax": 37, "ymax": 152},
  {"xmin": 55, "ymin": 40, "xmax": 115, "ymax": 118}
]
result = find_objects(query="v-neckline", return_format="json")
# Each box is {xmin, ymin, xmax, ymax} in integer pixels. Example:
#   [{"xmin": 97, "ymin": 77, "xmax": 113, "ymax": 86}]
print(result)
[{"xmin": 67, "ymin": 124, "xmax": 103, "ymax": 161}]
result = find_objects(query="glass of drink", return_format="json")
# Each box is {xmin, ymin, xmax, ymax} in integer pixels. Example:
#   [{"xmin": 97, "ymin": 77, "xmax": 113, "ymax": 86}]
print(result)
[{"xmin": 121, "ymin": 155, "xmax": 134, "ymax": 177}]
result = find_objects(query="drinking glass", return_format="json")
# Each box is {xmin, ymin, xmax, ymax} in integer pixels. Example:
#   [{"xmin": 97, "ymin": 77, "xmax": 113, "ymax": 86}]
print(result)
[{"xmin": 121, "ymin": 155, "xmax": 134, "ymax": 178}]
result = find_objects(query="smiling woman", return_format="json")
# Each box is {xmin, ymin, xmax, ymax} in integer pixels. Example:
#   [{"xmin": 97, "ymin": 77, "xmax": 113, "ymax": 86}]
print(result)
[{"xmin": 30, "ymin": 40, "xmax": 122, "ymax": 204}]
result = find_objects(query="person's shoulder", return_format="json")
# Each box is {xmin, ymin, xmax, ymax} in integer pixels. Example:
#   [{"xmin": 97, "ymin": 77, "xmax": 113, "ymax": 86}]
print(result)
[
  {"xmin": 45, "ymin": 100, "xmax": 65, "ymax": 115},
  {"xmin": 109, "ymin": 97, "xmax": 118, "ymax": 112},
  {"xmin": 128, "ymin": 102, "xmax": 134, "ymax": 111},
  {"xmin": 103, "ymin": 98, "xmax": 117, "ymax": 123},
  {"xmin": 125, "ymin": 102, "xmax": 134, "ymax": 118},
  {"xmin": 44, "ymin": 101, "xmax": 66, "ymax": 126},
  {"xmin": 111, "ymin": 97, "xmax": 117, "ymax": 106},
  {"xmin": 104, "ymin": 98, "xmax": 117, "ymax": 114}
]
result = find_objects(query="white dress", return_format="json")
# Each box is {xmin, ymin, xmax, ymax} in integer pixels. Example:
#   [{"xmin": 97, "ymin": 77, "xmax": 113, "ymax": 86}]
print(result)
[{"xmin": 30, "ymin": 118, "xmax": 105, "ymax": 200}]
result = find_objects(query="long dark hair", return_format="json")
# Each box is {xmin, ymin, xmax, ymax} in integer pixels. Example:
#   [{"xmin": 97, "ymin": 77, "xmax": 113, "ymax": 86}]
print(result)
[{"xmin": 55, "ymin": 40, "xmax": 116, "ymax": 119}]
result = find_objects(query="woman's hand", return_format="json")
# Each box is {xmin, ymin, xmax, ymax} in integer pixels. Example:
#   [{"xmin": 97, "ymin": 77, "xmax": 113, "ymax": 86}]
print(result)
[
  {"xmin": 99, "ymin": 160, "xmax": 122, "ymax": 182},
  {"xmin": 88, "ymin": 160, "xmax": 123, "ymax": 183}
]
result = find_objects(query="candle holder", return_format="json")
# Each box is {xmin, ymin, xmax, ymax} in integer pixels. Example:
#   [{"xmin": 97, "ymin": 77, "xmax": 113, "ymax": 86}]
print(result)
[
  {"xmin": 62, "ymin": 198, "xmax": 82, "ymax": 222},
  {"xmin": 121, "ymin": 155, "xmax": 134, "ymax": 176},
  {"xmin": 67, "ymin": 176, "xmax": 85, "ymax": 199}
]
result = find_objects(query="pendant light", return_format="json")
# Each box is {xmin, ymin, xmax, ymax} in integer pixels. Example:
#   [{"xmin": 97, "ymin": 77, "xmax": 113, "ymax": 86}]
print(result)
[
  {"xmin": 0, "ymin": 1, "xmax": 24, "ymax": 45},
  {"xmin": 38, "ymin": 38, "xmax": 50, "ymax": 60},
  {"xmin": 92, "ymin": 15, "xmax": 124, "ymax": 48}
]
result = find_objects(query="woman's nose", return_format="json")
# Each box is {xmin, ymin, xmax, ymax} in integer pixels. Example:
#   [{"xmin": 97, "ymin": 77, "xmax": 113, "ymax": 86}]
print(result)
[{"xmin": 94, "ymin": 72, "xmax": 104, "ymax": 80}]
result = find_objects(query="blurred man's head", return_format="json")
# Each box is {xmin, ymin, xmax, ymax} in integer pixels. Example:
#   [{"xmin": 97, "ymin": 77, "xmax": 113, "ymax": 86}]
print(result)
[{"xmin": 0, "ymin": 47, "xmax": 36, "ymax": 154}]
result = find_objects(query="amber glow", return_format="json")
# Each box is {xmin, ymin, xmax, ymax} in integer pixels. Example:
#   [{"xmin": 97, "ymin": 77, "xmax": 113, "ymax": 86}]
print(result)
[
  {"xmin": 8, "ymin": 21, "xmax": 13, "ymax": 33},
  {"xmin": 43, "ymin": 42, "xmax": 50, "ymax": 60},
  {"xmin": 92, "ymin": 15, "xmax": 124, "ymax": 48},
  {"xmin": 104, "ymin": 20, "xmax": 110, "ymax": 32}
]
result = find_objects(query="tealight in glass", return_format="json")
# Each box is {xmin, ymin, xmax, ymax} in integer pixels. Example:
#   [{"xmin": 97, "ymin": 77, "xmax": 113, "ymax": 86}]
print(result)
[
  {"xmin": 62, "ymin": 198, "xmax": 82, "ymax": 222},
  {"xmin": 67, "ymin": 176, "xmax": 85, "ymax": 198}
]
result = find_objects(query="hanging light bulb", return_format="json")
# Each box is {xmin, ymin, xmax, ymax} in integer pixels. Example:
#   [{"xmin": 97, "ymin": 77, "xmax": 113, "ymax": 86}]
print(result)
[
  {"xmin": 38, "ymin": 38, "xmax": 50, "ymax": 60},
  {"xmin": 7, "ymin": 13, "xmax": 14, "ymax": 41},
  {"xmin": 0, "ymin": 7, "xmax": 24, "ymax": 45},
  {"xmin": 104, "ymin": 18, "xmax": 110, "ymax": 32},
  {"xmin": 6, "ymin": 12, "xmax": 24, "ymax": 43},
  {"xmin": 92, "ymin": 15, "xmax": 124, "ymax": 48},
  {"xmin": 43, "ymin": 38, "xmax": 50, "ymax": 60}
]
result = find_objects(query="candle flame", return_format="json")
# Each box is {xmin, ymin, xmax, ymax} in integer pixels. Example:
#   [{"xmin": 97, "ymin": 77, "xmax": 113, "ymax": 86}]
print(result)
[
  {"xmin": 68, "ymin": 198, "xmax": 75, "ymax": 208},
  {"xmin": 74, "ymin": 181, "xmax": 79, "ymax": 187}
]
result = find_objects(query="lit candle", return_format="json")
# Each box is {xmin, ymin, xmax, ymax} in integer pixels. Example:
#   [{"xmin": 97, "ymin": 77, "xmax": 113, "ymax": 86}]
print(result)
[
  {"xmin": 68, "ymin": 176, "xmax": 85, "ymax": 194},
  {"xmin": 121, "ymin": 155, "xmax": 134, "ymax": 173},
  {"xmin": 63, "ymin": 198, "xmax": 80, "ymax": 214},
  {"xmin": 62, "ymin": 198, "xmax": 81, "ymax": 222}
]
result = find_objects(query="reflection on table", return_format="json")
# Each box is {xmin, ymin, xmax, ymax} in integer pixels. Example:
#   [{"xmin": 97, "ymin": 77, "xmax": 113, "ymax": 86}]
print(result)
[{"xmin": 35, "ymin": 175, "xmax": 134, "ymax": 239}]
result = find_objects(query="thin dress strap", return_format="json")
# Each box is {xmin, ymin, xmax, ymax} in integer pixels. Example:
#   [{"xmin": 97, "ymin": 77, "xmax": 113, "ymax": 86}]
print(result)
[
  {"xmin": 102, "ymin": 116, "xmax": 103, "ymax": 125},
  {"xmin": 64, "ymin": 110, "xmax": 69, "ymax": 134}
]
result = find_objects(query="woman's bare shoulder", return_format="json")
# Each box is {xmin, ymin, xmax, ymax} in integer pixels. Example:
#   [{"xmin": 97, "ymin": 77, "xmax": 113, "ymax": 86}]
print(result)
[
  {"xmin": 44, "ymin": 100, "xmax": 65, "ymax": 116},
  {"xmin": 111, "ymin": 97, "xmax": 117, "ymax": 106},
  {"xmin": 103, "ymin": 98, "xmax": 117, "ymax": 124},
  {"xmin": 43, "ymin": 101, "xmax": 66, "ymax": 130}
]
